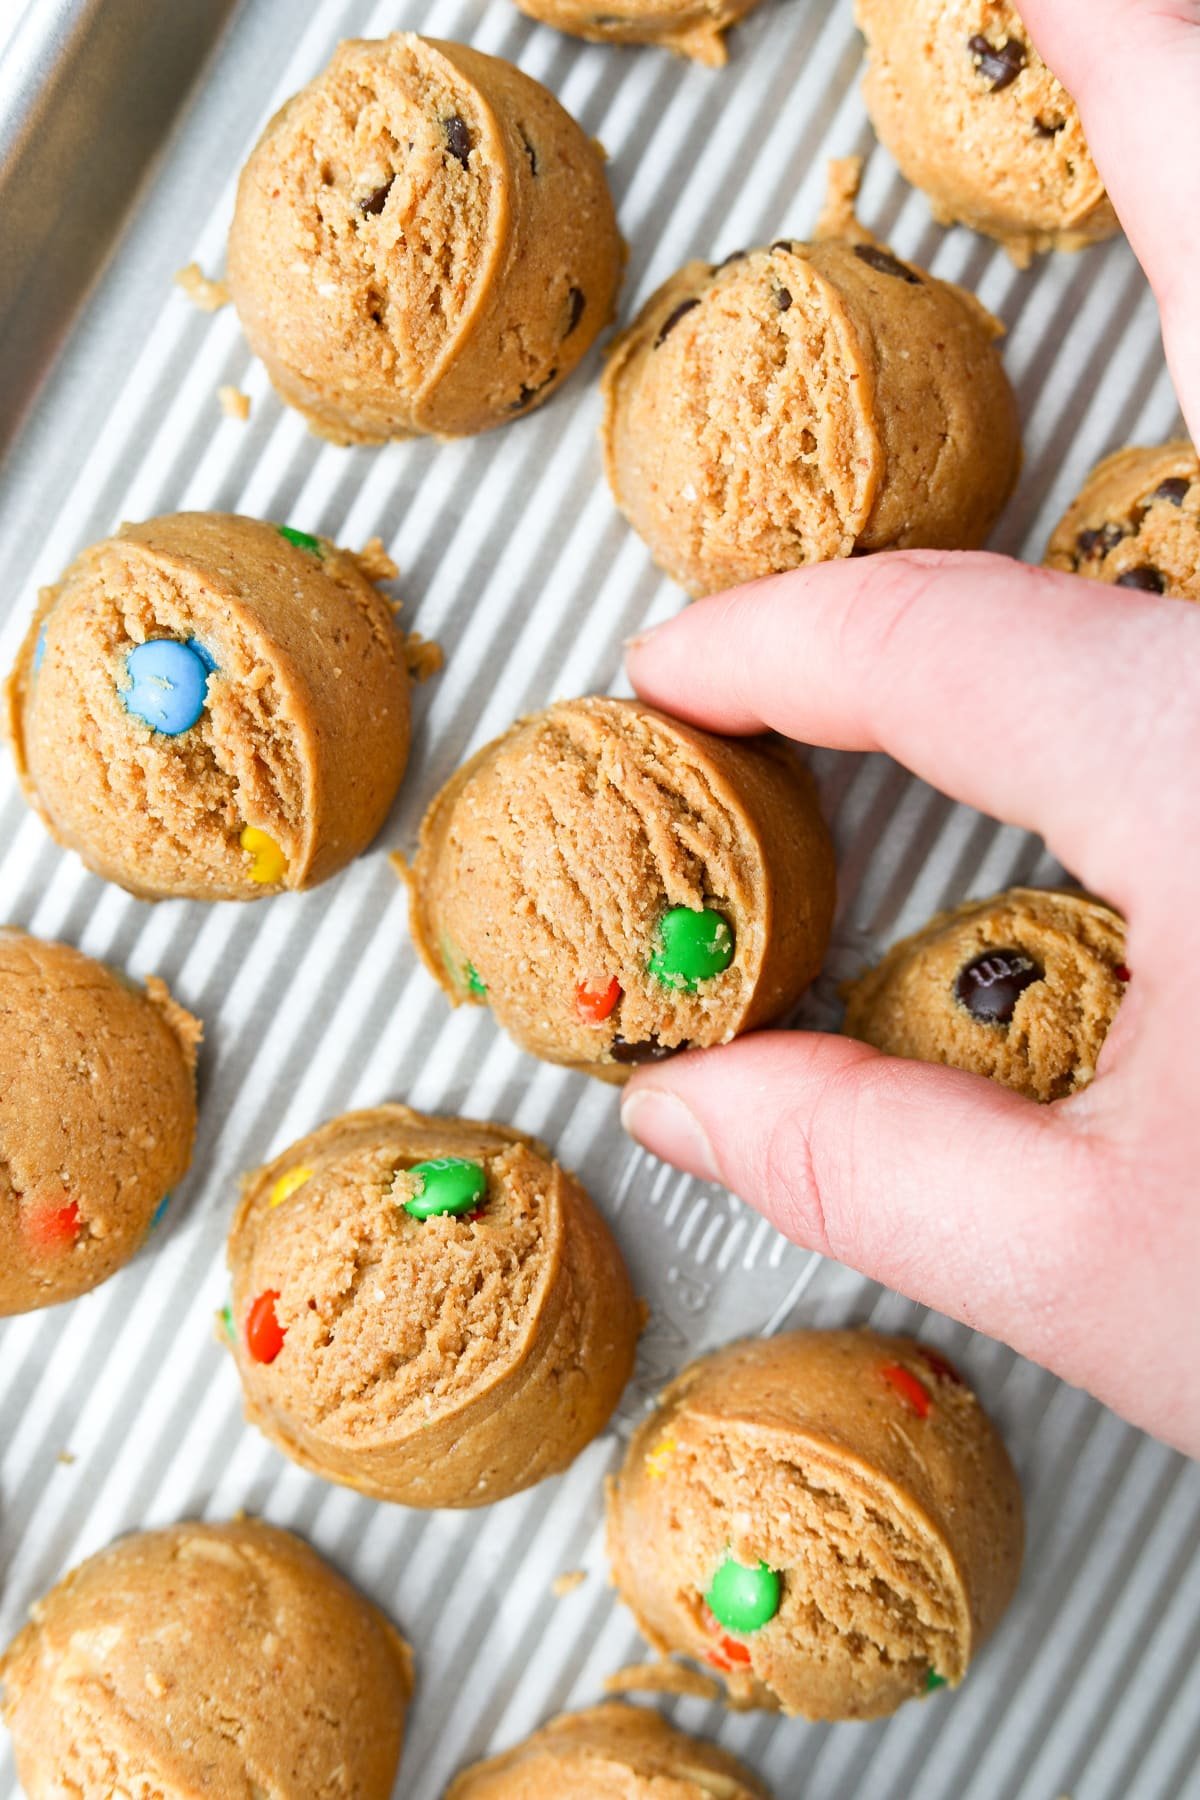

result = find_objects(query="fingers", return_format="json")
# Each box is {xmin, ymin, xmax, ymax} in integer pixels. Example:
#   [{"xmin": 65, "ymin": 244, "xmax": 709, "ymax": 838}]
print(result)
[
  {"xmin": 618, "ymin": 1032, "xmax": 1189, "ymax": 1444},
  {"xmin": 626, "ymin": 551, "xmax": 1200, "ymax": 910},
  {"xmin": 1017, "ymin": 0, "xmax": 1200, "ymax": 434}
]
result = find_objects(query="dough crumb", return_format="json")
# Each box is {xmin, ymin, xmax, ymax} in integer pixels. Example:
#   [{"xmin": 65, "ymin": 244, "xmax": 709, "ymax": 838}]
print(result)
[
  {"xmin": 56, "ymin": 1450, "xmax": 76, "ymax": 1466},
  {"xmin": 353, "ymin": 536, "xmax": 400, "ymax": 584},
  {"xmin": 403, "ymin": 631, "xmax": 444, "ymax": 683},
  {"xmin": 551, "ymin": 1569, "xmax": 586, "ymax": 1598},
  {"xmin": 603, "ymin": 1660, "xmax": 722, "ymax": 1702},
  {"xmin": 174, "ymin": 262, "xmax": 230, "ymax": 312},
  {"xmin": 218, "ymin": 385, "xmax": 251, "ymax": 421},
  {"xmin": 815, "ymin": 155, "xmax": 870, "ymax": 243}
]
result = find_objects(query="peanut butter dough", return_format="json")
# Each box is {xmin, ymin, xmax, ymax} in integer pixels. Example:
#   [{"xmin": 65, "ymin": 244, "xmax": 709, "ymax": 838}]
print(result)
[
  {"xmin": 227, "ymin": 1105, "xmax": 639, "ymax": 1507},
  {"xmin": 606, "ymin": 1330, "xmax": 1023, "ymax": 1722},
  {"xmin": 1045, "ymin": 442, "xmax": 1200, "ymax": 601},
  {"xmin": 407, "ymin": 697, "xmax": 835, "ymax": 1080},
  {"xmin": 0, "ymin": 1519, "xmax": 412, "ymax": 1799},
  {"xmin": 510, "ymin": 0, "xmax": 761, "ymax": 66},
  {"xmin": 447, "ymin": 1703, "xmax": 769, "ymax": 1799},
  {"xmin": 5, "ymin": 512, "xmax": 410, "ymax": 901},
  {"xmin": 601, "ymin": 162, "xmax": 1020, "ymax": 596},
  {"xmin": 842, "ymin": 887, "xmax": 1127, "ymax": 1103},
  {"xmin": 228, "ymin": 34, "xmax": 622, "ymax": 443},
  {"xmin": 856, "ymin": 0, "xmax": 1116, "ymax": 266},
  {"xmin": 0, "ymin": 931, "xmax": 199, "ymax": 1317}
]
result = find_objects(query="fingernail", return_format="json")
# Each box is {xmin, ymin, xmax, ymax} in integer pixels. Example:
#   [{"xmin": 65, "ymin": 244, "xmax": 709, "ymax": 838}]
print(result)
[
  {"xmin": 623, "ymin": 625, "xmax": 658, "ymax": 652},
  {"xmin": 620, "ymin": 1089, "xmax": 719, "ymax": 1183}
]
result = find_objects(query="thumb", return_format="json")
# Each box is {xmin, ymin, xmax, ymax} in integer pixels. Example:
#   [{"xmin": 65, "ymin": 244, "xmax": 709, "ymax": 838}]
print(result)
[{"xmin": 619, "ymin": 1033, "xmax": 1118, "ymax": 1377}]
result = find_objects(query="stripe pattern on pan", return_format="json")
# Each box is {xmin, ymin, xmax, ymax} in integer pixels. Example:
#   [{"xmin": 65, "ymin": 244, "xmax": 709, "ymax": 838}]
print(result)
[{"xmin": 0, "ymin": 2, "xmax": 1196, "ymax": 1799}]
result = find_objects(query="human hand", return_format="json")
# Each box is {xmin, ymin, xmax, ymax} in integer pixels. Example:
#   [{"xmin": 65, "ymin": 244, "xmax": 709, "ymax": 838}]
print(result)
[{"xmin": 620, "ymin": 0, "xmax": 1200, "ymax": 1458}]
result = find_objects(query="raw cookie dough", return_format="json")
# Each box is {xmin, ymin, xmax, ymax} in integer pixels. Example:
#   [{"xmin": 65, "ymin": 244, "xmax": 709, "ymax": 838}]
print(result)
[
  {"xmin": 510, "ymin": 0, "xmax": 761, "ymax": 66},
  {"xmin": 5, "ymin": 512, "xmax": 410, "ymax": 901},
  {"xmin": 447, "ymin": 1703, "xmax": 769, "ymax": 1799},
  {"xmin": 0, "ymin": 931, "xmax": 199, "ymax": 1317},
  {"xmin": 407, "ymin": 697, "xmax": 836, "ymax": 1080},
  {"xmin": 0, "ymin": 1519, "xmax": 412, "ymax": 1799},
  {"xmin": 842, "ymin": 887, "xmax": 1128, "ymax": 1102},
  {"xmin": 606, "ymin": 1330, "xmax": 1023, "ymax": 1722},
  {"xmin": 228, "ymin": 33, "xmax": 622, "ymax": 443},
  {"xmin": 227, "ymin": 1105, "xmax": 639, "ymax": 1507},
  {"xmin": 1045, "ymin": 442, "xmax": 1200, "ymax": 600},
  {"xmin": 601, "ymin": 161, "xmax": 1020, "ymax": 595},
  {"xmin": 856, "ymin": 0, "xmax": 1116, "ymax": 266}
]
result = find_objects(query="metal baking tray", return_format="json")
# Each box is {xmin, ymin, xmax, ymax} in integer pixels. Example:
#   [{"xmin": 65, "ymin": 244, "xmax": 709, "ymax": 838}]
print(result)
[{"xmin": 0, "ymin": 1, "xmax": 1197, "ymax": 1796}]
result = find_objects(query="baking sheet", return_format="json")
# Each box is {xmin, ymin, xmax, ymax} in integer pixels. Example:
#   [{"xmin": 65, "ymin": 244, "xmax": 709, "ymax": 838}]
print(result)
[{"xmin": 0, "ymin": 1, "xmax": 1198, "ymax": 1795}]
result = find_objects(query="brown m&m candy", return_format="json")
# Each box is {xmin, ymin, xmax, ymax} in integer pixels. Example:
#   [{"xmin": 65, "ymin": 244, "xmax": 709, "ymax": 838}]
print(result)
[{"xmin": 842, "ymin": 887, "xmax": 1127, "ymax": 1102}]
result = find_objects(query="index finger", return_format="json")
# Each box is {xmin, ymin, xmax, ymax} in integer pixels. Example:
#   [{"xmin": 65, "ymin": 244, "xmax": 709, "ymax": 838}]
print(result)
[{"xmin": 624, "ymin": 550, "xmax": 1199, "ymax": 908}]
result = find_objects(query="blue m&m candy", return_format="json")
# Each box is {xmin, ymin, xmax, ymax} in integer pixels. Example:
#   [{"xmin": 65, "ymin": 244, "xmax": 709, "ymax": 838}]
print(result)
[{"xmin": 123, "ymin": 639, "xmax": 215, "ymax": 736}]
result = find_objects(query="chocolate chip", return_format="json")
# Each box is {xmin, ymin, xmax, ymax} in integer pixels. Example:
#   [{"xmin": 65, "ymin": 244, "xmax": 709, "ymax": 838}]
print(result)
[
  {"xmin": 519, "ymin": 128, "xmax": 538, "ymax": 177},
  {"xmin": 358, "ymin": 178, "xmax": 394, "ymax": 217},
  {"xmin": 655, "ymin": 296, "xmax": 700, "ymax": 348},
  {"xmin": 443, "ymin": 115, "xmax": 472, "ymax": 167},
  {"xmin": 954, "ymin": 950, "xmax": 1044, "ymax": 1025},
  {"xmin": 1115, "ymin": 565, "xmax": 1166, "ymax": 592},
  {"xmin": 1149, "ymin": 477, "xmax": 1190, "ymax": 506},
  {"xmin": 717, "ymin": 248, "xmax": 748, "ymax": 267},
  {"xmin": 610, "ymin": 1033, "xmax": 685, "ymax": 1065},
  {"xmin": 1076, "ymin": 522, "xmax": 1126, "ymax": 561},
  {"xmin": 853, "ymin": 243, "xmax": 922, "ymax": 285},
  {"xmin": 1032, "ymin": 115, "xmax": 1065, "ymax": 138},
  {"xmin": 564, "ymin": 286, "xmax": 586, "ymax": 337},
  {"xmin": 968, "ymin": 34, "xmax": 1027, "ymax": 92},
  {"xmin": 771, "ymin": 239, "xmax": 798, "ymax": 253},
  {"xmin": 506, "ymin": 368, "xmax": 558, "ymax": 413},
  {"xmin": 773, "ymin": 286, "xmax": 793, "ymax": 311}
]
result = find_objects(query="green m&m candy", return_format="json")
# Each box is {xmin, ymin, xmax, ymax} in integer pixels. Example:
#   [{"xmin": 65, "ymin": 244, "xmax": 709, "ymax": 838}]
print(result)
[
  {"xmin": 464, "ymin": 962, "xmax": 488, "ymax": 998},
  {"xmin": 925, "ymin": 1669, "xmax": 947, "ymax": 1692},
  {"xmin": 648, "ymin": 906, "xmax": 734, "ymax": 990},
  {"xmin": 403, "ymin": 1157, "xmax": 487, "ymax": 1220},
  {"xmin": 277, "ymin": 524, "xmax": 325, "ymax": 558},
  {"xmin": 704, "ymin": 1554, "xmax": 781, "ymax": 1634}
]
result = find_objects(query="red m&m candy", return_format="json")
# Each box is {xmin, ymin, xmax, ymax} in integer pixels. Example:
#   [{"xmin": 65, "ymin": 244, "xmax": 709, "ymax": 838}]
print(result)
[
  {"xmin": 22, "ymin": 1195, "xmax": 80, "ymax": 1253},
  {"xmin": 246, "ymin": 1290, "xmax": 286, "ymax": 1364},
  {"xmin": 880, "ymin": 1362, "xmax": 931, "ymax": 1418},
  {"xmin": 576, "ymin": 976, "xmax": 621, "ymax": 1023}
]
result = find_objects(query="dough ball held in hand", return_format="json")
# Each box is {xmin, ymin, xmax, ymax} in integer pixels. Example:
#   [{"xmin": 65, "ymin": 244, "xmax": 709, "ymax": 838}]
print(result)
[
  {"xmin": 842, "ymin": 887, "xmax": 1128, "ymax": 1102},
  {"xmin": 406, "ymin": 697, "xmax": 836, "ymax": 1080}
]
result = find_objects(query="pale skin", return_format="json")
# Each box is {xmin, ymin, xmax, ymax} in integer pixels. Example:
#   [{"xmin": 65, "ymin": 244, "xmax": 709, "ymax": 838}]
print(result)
[{"xmin": 621, "ymin": 0, "xmax": 1200, "ymax": 1458}]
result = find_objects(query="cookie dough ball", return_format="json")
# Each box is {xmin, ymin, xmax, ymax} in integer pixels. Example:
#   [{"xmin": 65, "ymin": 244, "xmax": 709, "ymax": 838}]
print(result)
[
  {"xmin": 601, "ymin": 164, "xmax": 1020, "ymax": 596},
  {"xmin": 408, "ymin": 697, "xmax": 835, "ymax": 1079},
  {"xmin": 0, "ymin": 931, "xmax": 200, "ymax": 1317},
  {"xmin": 5, "ymin": 512, "xmax": 410, "ymax": 901},
  {"xmin": 510, "ymin": 0, "xmax": 761, "ymax": 66},
  {"xmin": 0, "ymin": 1519, "xmax": 412, "ymax": 1799},
  {"xmin": 607, "ymin": 1331, "xmax": 1023, "ymax": 1722},
  {"xmin": 842, "ymin": 887, "xmax": 1127, "ymax": 1103},
  {"xmin": 227, "ymin": 1105, "xmax": 639, "ymax": 1507},
  {"xmin": 447, "ymin": 1703, "xmax": 769, "ymax": 1799},
  {"xmin": 857, "ymin": 0, "xmax": 1116, "ymax": 266},
  {"xmin": 1045, "ymin": 442, "xmax": 1200, "ymax": 600},
  {"xmin": 228, "ymin": 34, "xmax": 622, "ymax": 443}
]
